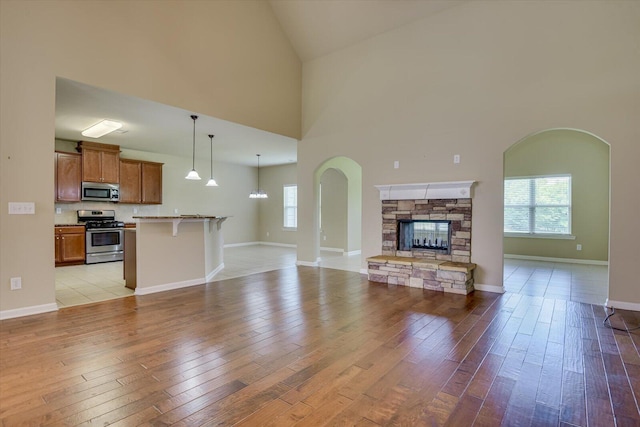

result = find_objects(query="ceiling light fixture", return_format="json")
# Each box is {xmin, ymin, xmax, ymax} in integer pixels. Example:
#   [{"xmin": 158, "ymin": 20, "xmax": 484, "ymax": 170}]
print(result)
[
  {"xmin": 206, "ymin": 134, "xmax": 218, "ymax": 187},
  {"xmin": 185, "ymin": 115, "xmax": 201, "ymax": 180},
  {"xmin": 81, "ymin": 119, "xmax": 122, "ymax": 138},
  {"xmin": 249, "ymin": 154, "xmax": 268, "ymax": 199}
]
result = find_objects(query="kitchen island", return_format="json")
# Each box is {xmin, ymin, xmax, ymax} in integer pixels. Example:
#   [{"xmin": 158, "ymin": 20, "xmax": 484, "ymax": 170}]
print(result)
[{"xmin": 130, "ymin": 215, "xmax": 227, "ymax": 295}]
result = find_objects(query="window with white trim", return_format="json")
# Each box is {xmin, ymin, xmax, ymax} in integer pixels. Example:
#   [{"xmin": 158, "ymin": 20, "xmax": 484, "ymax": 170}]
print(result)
[
  {"xmin": 504, "ymin": 175, "xmax": 571, "ymax": 235},
  {"xmin": 283, "ymin": 185, "xmax": 297, "ymax": 229}
]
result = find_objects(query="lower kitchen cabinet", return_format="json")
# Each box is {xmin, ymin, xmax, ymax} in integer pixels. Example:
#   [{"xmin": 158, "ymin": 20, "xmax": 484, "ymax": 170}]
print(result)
[{"xmin": 55, "ymin": 226, "xmax": 85, "ymax": 266}]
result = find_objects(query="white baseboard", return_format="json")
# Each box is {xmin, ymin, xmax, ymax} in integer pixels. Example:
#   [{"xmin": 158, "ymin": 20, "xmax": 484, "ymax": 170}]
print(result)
[
  {"xmin": 0, "ymin": 303, "xmax": 58, "ymax": 320},
  {"xmin": 206, "ymin": 263, "xmax": 224, "ymax": 282},
  {"xmin": 359, "ymin": 268, "xmax": 368, "ymax": 275},
  {"xmin": 259, "ymin": 242, "xmax": 297, "ymax": 248},
  {"xmin": 504, "ymin": 254, "xmax": 608, "ymax": 266},
  {"xmin": 605, "ymin": 299, "xmax": 640, "ymax": 312},
  {"xmin": 296, "ymin": 258, "xmax": 320, "ymax": 267},
  {"xmin": 135, "ymin": 278, "xmax": 205, "ymax": 296},
  {"xmin": 474, "ymin": 284, "xmax": 505, "ymax": 294},
  {"xmin": 224, "ymin": 241, "xmax": 261, "ymax": 248},
  {"xmin": 320, "ymin": 246, "xmax": 343, "ymax": 253},
  {"xmin": 345, "ymin": 250, "xmax": 362, "ymax": 256}
]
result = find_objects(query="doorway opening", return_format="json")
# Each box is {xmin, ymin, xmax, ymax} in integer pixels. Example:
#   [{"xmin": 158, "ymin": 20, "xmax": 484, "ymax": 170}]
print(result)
[{"xmin": 502, "ymin": 129, "xmax": 610, "ymax": 304}]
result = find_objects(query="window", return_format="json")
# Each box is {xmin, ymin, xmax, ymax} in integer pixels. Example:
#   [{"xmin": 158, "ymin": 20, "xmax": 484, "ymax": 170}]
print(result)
[
  {"xmin": 504, "ymin": 175, "xmax": 571, "ymax": 235},
  {"xmin": 283, "ymin": 185, "xmax": 297, "ymax": 228}
]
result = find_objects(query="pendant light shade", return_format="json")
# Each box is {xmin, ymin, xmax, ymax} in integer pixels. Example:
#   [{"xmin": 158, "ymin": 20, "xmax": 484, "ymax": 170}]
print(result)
[
  {"xmin": 249, "ymin": 154, "xmax": 268, "ymax": 199},
  {"xmin": 206, "ymin": 134, "xmax": 218, "ymax": 187},
  {"xmin": 185, "ymin": 115, "xmax": 201, "ymax": 180}
]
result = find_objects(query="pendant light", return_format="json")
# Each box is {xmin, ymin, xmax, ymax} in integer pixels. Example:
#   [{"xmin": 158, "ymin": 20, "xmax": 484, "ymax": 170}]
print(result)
[
  {"xmin": 185, "ymin": 115, "xmax": 201, "ymax": 180},
  {"xmin": 206, "ymin": 134, "xmax": 218, "ymax": 187},
  {"xmin": 249, "ymin": 154, "xmax": 268, "ymax": 198}
]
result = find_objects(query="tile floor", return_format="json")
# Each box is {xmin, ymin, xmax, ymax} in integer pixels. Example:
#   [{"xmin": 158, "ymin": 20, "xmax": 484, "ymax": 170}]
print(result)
[
  {"xmin": 55, "ymin": 245, "xmax": 362, "ymax": 308},
  {"xmin": 55, "ymin": 247, "xmax": 609, "ymax": 308},
  {"xmin": 503, "ymin": 257, "xmax": 609, "ymax": 305}
]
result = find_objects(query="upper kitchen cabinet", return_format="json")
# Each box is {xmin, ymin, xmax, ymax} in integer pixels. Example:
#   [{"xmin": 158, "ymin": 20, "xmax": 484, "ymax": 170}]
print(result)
[
  {"xmin": 77, "ymin": 141, "xmax": 120, "ymax": 183},
  {"xmin": 119, "ymin": 159, "xmax": 141, "ymax": 203},
  {"xmin": 119, "ymin": 159, "xmax": 163, "ymax": 204},
  {"xmin": 54, "ymin": 151, "xmax": 81, "ymax": 202},
  {"xmin": 141, "ymin": 161, "xmax": 163, "ymax": 204}
]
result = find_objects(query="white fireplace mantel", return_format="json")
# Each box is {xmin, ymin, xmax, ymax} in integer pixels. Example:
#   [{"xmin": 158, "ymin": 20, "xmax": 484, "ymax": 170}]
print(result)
[{"xmin": 375, "ymin": 180, "xmax": 476, "ymax": 200}]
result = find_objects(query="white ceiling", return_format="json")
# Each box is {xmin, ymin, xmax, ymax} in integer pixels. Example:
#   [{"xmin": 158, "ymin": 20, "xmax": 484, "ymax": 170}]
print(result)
[
  {"xmin": 55, "ymin": 1, "xmax": 465, "ymax": 166},
  {"xmin": 55, "ymin": 78, "xmax": 298, "ymax": 167}
]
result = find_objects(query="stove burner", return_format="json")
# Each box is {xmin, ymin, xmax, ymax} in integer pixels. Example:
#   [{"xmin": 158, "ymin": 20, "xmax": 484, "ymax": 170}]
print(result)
[{"xmin": 85, "ymin": 220, "xmax": 125, "ymax": 230}]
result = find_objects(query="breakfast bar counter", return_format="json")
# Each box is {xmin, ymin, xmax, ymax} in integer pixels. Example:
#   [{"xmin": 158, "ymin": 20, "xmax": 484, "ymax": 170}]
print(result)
[{"xmin": 131, "ymin": 215, "xmax": 228, "ymax": 295}]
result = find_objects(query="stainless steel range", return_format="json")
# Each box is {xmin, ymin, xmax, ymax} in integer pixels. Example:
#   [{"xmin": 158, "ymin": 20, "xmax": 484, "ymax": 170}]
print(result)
[{"xmin": 77, "ymin": 210, "xmax": 125, "ymax": 264}]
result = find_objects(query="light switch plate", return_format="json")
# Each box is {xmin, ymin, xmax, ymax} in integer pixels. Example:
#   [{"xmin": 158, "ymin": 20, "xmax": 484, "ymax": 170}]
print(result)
[{"xmin": 8, "ymin": 202, "xmax": 35, "ymax": 214}]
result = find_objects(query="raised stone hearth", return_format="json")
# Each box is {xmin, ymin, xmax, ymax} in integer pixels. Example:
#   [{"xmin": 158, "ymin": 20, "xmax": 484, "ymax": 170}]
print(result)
[{"xmin": 367, "ymin": 255, "xmax": 476, "ymax": 294}]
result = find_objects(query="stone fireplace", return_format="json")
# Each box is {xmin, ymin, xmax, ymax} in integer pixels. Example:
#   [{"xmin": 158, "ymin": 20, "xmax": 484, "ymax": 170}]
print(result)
[
  {"xmin": 382, "ymin": 198, "xmax": 471, "ymax": 263},
  {"xmin": 368, "ymin": 181, "xmax": 477, "ymax": 294}
]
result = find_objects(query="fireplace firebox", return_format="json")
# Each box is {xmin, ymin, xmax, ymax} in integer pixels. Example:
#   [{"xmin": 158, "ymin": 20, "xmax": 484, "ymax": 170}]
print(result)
[{"xmin": 397, "ymin": 220, "xmax": 451, "ymax": 253}]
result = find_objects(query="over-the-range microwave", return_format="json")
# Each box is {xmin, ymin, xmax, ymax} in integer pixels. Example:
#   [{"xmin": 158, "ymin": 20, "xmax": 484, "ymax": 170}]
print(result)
[{"xmin": 81, "ymin": 182, "xmax": 120, "ymax": 202}]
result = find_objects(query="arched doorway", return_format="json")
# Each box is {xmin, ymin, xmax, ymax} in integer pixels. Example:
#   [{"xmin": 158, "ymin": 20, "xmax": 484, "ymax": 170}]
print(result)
[
  {"xmin": 314, "ymin": 157, "xmax": 362, "ymax": 272},
  {"xmin": 503, "ymin": 129, "xmax": 610, "ymax": 304}
]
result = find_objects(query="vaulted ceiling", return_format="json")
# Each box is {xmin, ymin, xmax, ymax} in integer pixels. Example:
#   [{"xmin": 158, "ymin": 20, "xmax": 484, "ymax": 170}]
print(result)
[
  {"xmin": 269, "ymin": 0, "xmax": 466, "ymax": 62},
  {"xmin": 56, "ymin": 1, "xmax": 466, "ymax": 166}
]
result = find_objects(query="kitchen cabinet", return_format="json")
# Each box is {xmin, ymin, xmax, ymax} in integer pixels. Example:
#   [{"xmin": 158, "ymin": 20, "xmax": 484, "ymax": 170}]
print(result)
[
  {"xmin": 77, "ymin": 141, "xmax": 120, "ymax": 183},
  {"xmin": 55, "ymin": 151, "xmax": 81, "ymax": 202},
  {"xmin": 119, "ymin": 159, "xmax": 163, "ymax": 204},
  {"xmin": 119, "ymin": 159, "xmax": 141, "ymax": 203},
  {"xmin": 55, "ymin": 226, "xmax": 85, "ymax": 266}
]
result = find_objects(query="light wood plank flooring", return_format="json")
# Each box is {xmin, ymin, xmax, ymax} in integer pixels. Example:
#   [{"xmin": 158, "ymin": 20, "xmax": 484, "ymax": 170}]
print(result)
[{"xmin": 2, "ymin": 267, "xmax": 638, "ymax": 426}]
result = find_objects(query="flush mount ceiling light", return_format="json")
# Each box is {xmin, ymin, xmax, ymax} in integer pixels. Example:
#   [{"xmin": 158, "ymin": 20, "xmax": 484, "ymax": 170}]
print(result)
[
  {"xmin": 185, "ymin": 115, "xmax": 201, "ymax": 180},
  {"xmin": 249, "ymin": 154, "xmax": 268, "ymax": 199},
  {"xmin": 206, "ymin": 134, "xmax": 218, "ymax": 187},
  {"xmin": 81, "ymin": 119, "xmax": 122, "ymax": 138}
]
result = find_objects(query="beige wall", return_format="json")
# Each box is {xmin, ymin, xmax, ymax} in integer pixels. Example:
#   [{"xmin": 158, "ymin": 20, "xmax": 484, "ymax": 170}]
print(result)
[
  {"xmin": 297, "ymin": 1, "xmax": 640, "ymax": 306},
  {"xmin": 504, "ymin": 129, "xmax": 609, "ymax": 261},
  {"xmin": 258, "ymin": 163, "xmax": 298, "ymax": 246},
  {"xmin": 320, "ymin": 168, "xmax": 348, "ymax": 250},
  {"xmin": 0, "ymin": 0, "xmax": 300, "ymax": 314}
]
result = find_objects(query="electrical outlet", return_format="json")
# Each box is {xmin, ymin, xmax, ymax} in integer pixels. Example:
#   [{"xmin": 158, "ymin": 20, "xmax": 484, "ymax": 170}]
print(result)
[
  {"xmin": 323, "ymin": 235, "xmax": 327, "ymax": 241},
  {"xmin": 266, "ymin": 232, "xmax": 270, "ymax": 237},
  {"xmin": 453, "ymin": 154, "xmax": 461, "ymax": 164},
  {"xmin": 133, "ymin": 208, "xmax": 138, "ymax": 214},
  {"xmin": 577, "ymin": 244, "xmax": 582, "ymax": 251},
  {"xmin": 10, "ymin": 277, "xmax": 21, "ymax": 290},
  {"xmin": 174, "ymin": 208, "xmax": 179, "ymax": 214},
  {"xmin": 56, "ymin": 207, "xmax": 62, "ymax": 214},
  {"xmin": 394, "ymin": 161, "xmax": 399, "ymax": 169}
]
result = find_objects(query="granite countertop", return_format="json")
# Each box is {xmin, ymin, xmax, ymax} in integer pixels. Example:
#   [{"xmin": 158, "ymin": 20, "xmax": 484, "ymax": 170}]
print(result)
[
  {"xmin": 55, "ymin": 223, "xmax": 83, "ymax": 227},
  {"xmin": 132, "ymin": 215, "xmax": 226, "ymax": 219}
]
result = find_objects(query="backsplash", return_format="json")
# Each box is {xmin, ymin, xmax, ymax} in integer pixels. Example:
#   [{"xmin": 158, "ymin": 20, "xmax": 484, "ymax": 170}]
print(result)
[{"xmin": 54, "ymin": 202, "xmax": 162, "ymax": 224}]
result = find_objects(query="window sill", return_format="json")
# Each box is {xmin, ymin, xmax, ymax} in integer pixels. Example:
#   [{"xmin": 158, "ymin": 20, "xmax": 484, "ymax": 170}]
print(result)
[
  {"xmin": 504, "ymin": 233, "xmax": 576, "ymax": 240},
  {"xmin": 282, "ymin": 227, "xmax": 297, "ymax": 232}
]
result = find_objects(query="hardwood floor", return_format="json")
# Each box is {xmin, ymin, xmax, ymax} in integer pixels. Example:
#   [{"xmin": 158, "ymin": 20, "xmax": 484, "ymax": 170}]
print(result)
[{"xmin": 1, "ymin": 266, "xmax": 639, "ymax": 426}]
